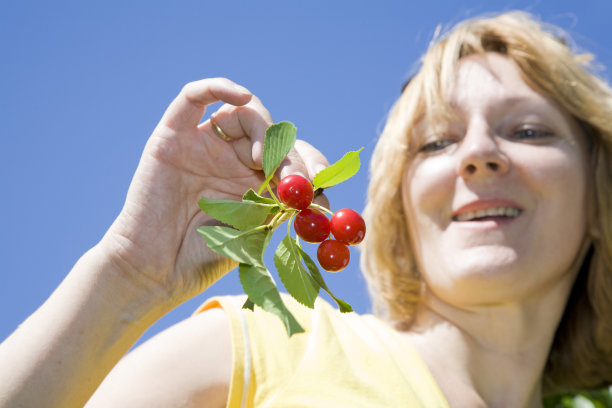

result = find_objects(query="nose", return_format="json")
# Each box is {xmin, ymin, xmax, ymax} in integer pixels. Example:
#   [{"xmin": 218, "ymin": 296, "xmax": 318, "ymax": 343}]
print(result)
[{"xmin": 456, "ymin": 120, "xmax": 509, "ymax": 179}]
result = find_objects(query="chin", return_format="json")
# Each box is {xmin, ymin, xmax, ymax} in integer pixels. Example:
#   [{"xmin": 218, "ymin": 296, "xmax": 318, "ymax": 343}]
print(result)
[{"xmin": 424, "ymin": 248, "xmax": 530, "ymax": 305}]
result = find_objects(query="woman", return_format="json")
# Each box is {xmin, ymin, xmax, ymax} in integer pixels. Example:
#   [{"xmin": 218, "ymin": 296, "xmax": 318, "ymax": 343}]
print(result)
[{"xmin": 0, "ymin": 11, "xmax": 610, "ymax": 407}]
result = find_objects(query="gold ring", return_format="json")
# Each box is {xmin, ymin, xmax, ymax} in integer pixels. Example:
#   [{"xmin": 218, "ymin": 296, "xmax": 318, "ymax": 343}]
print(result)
[{"xmin": 210, "ymin": 117, "xmax": 232, "ymax": 142}]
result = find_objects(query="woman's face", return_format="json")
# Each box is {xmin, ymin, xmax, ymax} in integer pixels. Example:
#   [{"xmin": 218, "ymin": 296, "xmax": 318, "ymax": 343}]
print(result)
[{"xmin": 402, "ymin": 53, "xmax": 591, "ymax": 306}]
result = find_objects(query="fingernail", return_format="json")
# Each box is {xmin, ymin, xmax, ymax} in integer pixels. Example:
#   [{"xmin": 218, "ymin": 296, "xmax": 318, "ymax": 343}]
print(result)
[
  {"xmin": 314, "ymin": 164, "xmax": 327, "ymax": 175},
  {"xmin": 282, "ymin": 170, "xmax": 308, "ymax": 180},
  {"xmin": 232, "ymin": 83, "xmax": 251, "ymax": 95}
]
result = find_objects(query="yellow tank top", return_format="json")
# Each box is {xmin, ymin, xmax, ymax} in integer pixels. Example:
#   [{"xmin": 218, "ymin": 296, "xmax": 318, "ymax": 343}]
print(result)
[{"xmin": 196, "ymin": 295, "xmax": 449, "ymax": 408}]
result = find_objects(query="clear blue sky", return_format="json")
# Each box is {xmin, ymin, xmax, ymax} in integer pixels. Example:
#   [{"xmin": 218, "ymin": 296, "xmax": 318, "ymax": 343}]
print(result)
[{"xmin": 2, "ymin": 0, "xmax": 612, "ymax": 347}]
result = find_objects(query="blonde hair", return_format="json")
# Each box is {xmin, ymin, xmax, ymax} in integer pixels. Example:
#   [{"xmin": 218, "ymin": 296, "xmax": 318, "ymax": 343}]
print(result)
[{"xmin": 361, "ymin": 11, "xmax": 612, "ymax": 392}]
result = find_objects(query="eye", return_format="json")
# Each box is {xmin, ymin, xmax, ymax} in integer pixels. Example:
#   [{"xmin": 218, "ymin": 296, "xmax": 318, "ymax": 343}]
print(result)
[
  {"xmin": 512, "ymin": 126, "xmax": 554, "ymax": 141},
  {"xmin": 418, "ymin": 139, "xmax": 454, "ymax": 153}
]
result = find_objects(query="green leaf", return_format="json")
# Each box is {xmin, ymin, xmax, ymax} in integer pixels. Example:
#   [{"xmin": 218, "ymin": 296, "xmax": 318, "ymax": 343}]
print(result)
[
  {"xmin": 274, "ymin": 235, "xmax": 320, "ymax": 308},
  {"xmin": 242, "ymin": 189, "xmax": 277, "ymax": 205},
  {"xmin": 198, "ymin": 197, "xmax": 277, "ymax": 231},
  {"xmin": 197, "ymin": 226, "xmax": 271, "ymax": 267},
  {"xmin": 242, "ymin": 297, "xmax": 255, "ymax": 311},
  {"xmin": 239, "ymin": 263, "xmax": 305, "ymax": 336},
  {"xmin": 297, "ymin": 246, "xmax": 353, "ymax": 313},
  {"xmin": 259, "ymin": 122, "xmax": 297, "ymax": 194},
  {"xmin": 313, "ymin": 148, "xmax": 363, "ymax": 189},
  {"xmin": 262, "ymin": 121, "xmax": 298, "ymax": 178}
]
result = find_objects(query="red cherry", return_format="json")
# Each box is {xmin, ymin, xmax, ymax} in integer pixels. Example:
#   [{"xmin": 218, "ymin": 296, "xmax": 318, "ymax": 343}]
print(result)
[
  {"xmin": 277, "ymin": 175, "xmax": 314, "ymax": 210},
  {"xmin": 330, "ymin": 208, "xmax": 366, "ymax": 245},
  {"xmin": 294, "ymin": 209, "xmax": 330, "ymax": 243},
  {"xmin": 317, "ymin": 239, "xmax": 350, "ymax": 272}
]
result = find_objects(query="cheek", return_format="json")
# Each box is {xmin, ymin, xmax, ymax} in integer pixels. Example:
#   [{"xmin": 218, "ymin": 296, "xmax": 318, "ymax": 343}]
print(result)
[
  {"xmin": 404, "ymin": 157, "xmax": 456, "ymax": 214},
  {"xmin": 402, "ymin": 158, "xmax": 456, "ymax": 246},
  {"xmin": 515, "ymin": 145, "xmax": 589, "ymax": 247},
  {"xmin": 518, "ymin": 146, "xmax": 587, "ymax": 208}
]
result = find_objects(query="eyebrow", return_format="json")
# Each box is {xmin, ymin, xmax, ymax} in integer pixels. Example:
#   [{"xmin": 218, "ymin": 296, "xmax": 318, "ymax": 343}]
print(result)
[{"xmin": 449, "ymin": 94, "xmax": 554, "ymax": 117}]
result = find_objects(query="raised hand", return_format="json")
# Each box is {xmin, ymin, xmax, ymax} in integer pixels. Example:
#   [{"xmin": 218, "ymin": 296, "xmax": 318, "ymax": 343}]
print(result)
[
  {"xmin": 99, "ymin": 78, "xmax": 309, "ymax": 307},
  {"xmin": 0, "ymin": 78, "xmax": 329, "ymax": 408}
]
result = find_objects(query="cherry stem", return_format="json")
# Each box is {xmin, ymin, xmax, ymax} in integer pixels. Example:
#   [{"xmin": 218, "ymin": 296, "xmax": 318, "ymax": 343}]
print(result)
[
  {"xmin": 309, "ymin": 202, "xmax": 334, "ymax": 215},
  {"xmin": 266, "ymin": 184, "xmax": 282, "ymax": 207},
  {"xmin": 286, "ymin": 213, "xmax": 296, "ymax": 236},
  {"xmin": 266, "ymin": 210, "xmax": 284, "ymax": 229},
  {"xmin": 260, "ymin": 208, "xmax": 294, "ymax": 232}
]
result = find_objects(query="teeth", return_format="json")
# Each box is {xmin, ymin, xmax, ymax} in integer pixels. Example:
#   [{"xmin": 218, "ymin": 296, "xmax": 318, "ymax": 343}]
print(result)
[{"xmin": 454, "ymin": 207, "xmax": 520, "ymax": 222}]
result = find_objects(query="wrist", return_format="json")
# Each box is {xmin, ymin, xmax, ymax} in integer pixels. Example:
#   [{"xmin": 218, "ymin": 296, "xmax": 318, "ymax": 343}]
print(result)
[
  {"xmin": 0, "ymin": 243, "xmax": 174, "ymax": 408},
  {"xmin": 83, "ymin": 240, "xmax": 175, "ymax": 326}
]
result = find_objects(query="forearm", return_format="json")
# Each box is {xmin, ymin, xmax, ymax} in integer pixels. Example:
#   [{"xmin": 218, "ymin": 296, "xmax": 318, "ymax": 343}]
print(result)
[{"xmin": 0, "ymin": 245, "xmax": 171, "ymax": 408}]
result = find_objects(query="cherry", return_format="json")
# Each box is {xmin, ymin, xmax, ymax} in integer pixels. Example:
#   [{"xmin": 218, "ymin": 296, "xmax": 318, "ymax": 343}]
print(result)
[
  {"xmin": 294, "ymin": 209, "xmax": 330, "ymax": 243},
  {"xmin": 317, "ymin": 239, "xmax": 350, "ymax": 272},
  {"xmin": 330, "ymin": 208, "xmax": 366, "ymax": 245},
  {"xmin": 277, "ymin": 174, "xmax": 314, "ymax": 210}
]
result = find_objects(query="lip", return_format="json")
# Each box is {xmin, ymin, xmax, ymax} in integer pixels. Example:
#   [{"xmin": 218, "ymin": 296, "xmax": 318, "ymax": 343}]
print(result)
[{"xmin": 451, "ymin": 198, "xmax": 523, "ymax": 222}]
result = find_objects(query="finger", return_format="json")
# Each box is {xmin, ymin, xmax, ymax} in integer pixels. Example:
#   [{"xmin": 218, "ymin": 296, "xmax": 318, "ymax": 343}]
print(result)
[
  {"xmin": 313, "ymin": 191, "xmax": 330, "ymax": 211},
  {"xmin": 160, "ymin": 78, "xmax": 252, "ymax": 130},
  {"xmin": 274, "ymin": 140, "xmax": 330, "ymax": 186},
  {"xmin": 277, "ymin": 148, "xmax": 309, "ymax": 181},
  {"xmin": 201, "ymin": 95, "xmax": 274, "ymax": 169},
  {"xmin": 292, "ymin": 140, "xmax": 330, "ymax": 180}
]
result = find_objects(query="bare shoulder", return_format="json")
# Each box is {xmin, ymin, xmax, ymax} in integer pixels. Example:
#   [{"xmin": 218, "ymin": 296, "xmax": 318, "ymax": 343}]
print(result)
[{"xmin": 86, "ymin": 307, "xmax": 232, "ymax": 408}]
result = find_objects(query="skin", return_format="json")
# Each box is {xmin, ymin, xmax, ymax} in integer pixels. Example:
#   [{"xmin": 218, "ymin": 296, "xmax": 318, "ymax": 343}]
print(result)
[
  {"xmin": 0, "ymin": 54, "xmax": 593, "ymax": 407},
  {"xmin": 402, "ymin": 53, "xmax": 592, "ymax": 407},
  {"xmin": 0, "ymin": 78, "xmax": 328, "ymax": 407}
]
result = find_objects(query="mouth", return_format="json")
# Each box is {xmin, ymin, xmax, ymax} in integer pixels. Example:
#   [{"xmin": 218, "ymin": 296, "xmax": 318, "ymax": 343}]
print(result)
[{"xmin": 452, "ymin": 207, "xmax": 522, "ymax": 222}]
